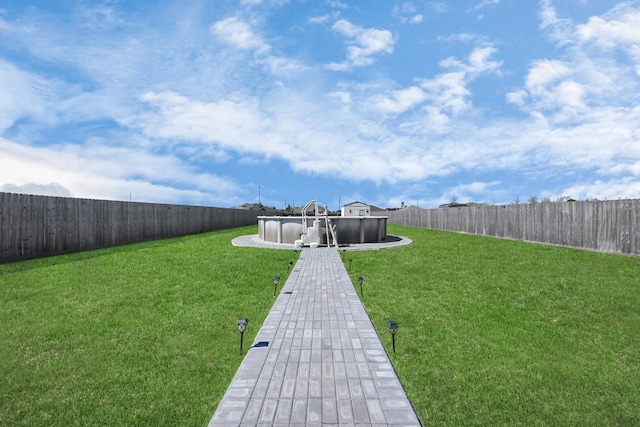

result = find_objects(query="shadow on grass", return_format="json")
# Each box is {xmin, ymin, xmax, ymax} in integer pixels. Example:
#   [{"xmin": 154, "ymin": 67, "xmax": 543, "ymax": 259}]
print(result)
[{"xmin": 0, "ymin": 233, "xmax": 212, "ymax": 275}]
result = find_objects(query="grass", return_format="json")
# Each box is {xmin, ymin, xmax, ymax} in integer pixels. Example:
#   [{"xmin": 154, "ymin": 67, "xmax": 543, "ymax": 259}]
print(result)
[
  {"xmin": 2, "ymin": 224, "xmax": 639, "ymax": 426},
  {"xmin": 348, "ymin": 224, "xmax": 640, "ymax": 426},
  {"xmin": 0, "ymin": 226, "xmax": 293, "ymax": 426}
]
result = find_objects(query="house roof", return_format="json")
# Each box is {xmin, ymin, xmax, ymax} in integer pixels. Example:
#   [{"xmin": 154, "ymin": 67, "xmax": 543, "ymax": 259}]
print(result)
[
  {"xmin": 438, "ymin": 202, "xmax": 468, "ymax": 208},
  {"xmin": 342, "ymin": 201, "xmax": 369, "ymax": 207}
]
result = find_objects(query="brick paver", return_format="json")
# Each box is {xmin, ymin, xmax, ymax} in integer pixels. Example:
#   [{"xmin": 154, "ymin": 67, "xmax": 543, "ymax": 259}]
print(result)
[{"xmin": 208, "ymin": 247, "xmax": 421, "ymax": 426}]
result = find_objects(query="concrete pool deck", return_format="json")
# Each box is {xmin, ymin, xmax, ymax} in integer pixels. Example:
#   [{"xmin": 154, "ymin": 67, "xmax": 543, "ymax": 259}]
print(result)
[
  {"xmin": 231, "ymin": 234, "xmax": 412, "ymax": 251},
  {"xmin": 207, "ymin": 247, "xmax": 421, "ymax": 426}
]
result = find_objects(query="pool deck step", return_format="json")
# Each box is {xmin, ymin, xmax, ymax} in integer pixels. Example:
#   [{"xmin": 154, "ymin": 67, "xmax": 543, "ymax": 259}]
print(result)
[{"xmin": 208, "ymin": 247, "xmax": 421, "ymax": 426}]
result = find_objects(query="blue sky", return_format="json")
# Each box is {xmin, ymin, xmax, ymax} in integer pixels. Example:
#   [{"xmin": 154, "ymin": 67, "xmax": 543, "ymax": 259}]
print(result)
[{"xmin": 1, "ymin": 0, "xmax": 639, "ymax": 210}]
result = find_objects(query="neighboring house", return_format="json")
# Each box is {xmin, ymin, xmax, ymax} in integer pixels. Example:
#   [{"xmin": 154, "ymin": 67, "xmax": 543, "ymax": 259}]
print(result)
[
  {"xmin": 438, "ymin": 201, "xmax": 489, "ymax": 209},
  {"xmin": 400, "ymin": 205, "xmax": 425, "ymax": 211},
  {"xmin": 438, "ymin": 202, "xmax": 469, "ymax": 208},
  {"xmin": 341, "ymin": 201, "xmax": 371, "ymax": 217},
  {"xmin": 237, "ymin": 203, "xmax": 260, "ymax": 210},
  {"xmin": 237, "ymin": 203, "xmax": 277, "ymax": 211}
]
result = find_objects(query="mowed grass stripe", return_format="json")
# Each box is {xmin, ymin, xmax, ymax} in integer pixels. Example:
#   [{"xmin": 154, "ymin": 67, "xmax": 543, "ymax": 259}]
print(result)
[
  {"xmin": 348, "ymin": 224, "xmax": 640, "ymax": 426},
  {"xmin": 2, "ymin": 224, "xmax": 639, "ymax": 426},
  {"xmin": 1, "ymin": 225, "xmax": 291, "ymax": 426}
]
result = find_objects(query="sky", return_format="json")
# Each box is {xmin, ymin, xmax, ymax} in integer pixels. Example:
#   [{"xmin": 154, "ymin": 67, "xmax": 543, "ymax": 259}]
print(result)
[{"xmin": 1, "ymin": 1, "xmax": 639, "ymax": 210}]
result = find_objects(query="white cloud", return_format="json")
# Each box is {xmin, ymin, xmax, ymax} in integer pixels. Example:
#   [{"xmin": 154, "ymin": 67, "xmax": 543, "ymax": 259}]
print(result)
[
  {"xmin": 137, "ymin": 90, "xmax": 275, "ymax": 153},
  {"xmin": 0, "ymin": 61, "xmax": 55, "ymax": 132},
  {"xmin": 261, "ymin": 56, "xmax": 311, "ymax": 78},
  {"xmin": 2, "ymin": 0, "xmax": 640, "ymax": 207},
  {"xmin": 440, "ymin": 45, "xmax": 502, "ymax": 74},
  {"xmin": 74, "ymin": 4, "xmax": 123, "ymax": 29},
  {"xmin": 392, "ymin": 2, "xmax": 424, "ymax": 24},
  {"xmin": 210, "ymin": 16, "xmax": 270, "ymax": 54},
  {"xmin": 539, "ymin": 0, "xmax": 577, "ymax": 46},
  {"xmin": 506, "ymin": 89, "xmax": 527, "ymax": 106},
  {"xmin": 308, "ymin": 12, "xmax": 340, "ymax": 25},
  {"xmin": 576, "ymin": 3, "xmax": 640, "ymax": 77},
  {"xmin": 470, "ymin": 0, "xmax": 502, "ymax": 11},
  {"xmin": 511, "ymin": 2, "xmax": 640, "ymax": 131},
  {"xmin": 327, "ymin": 1, "xmax": 348, "ymax": 9},
  {"xmin": 419, "ymin": 105, "xmax": 451, "ymax": 130},
  {"xmin": 364, "ymin": 44, "xmax": 501, "ymax": 117},
  {"xmin": 525, "ymin": 59, "xmax": 572, "ymax": 89},
  {"xmin": 325, "ymin": 90, "xmax": 353, "ymax": 108},
  {"xmin": 556, "ymin": 80, "xmax": 585, "ymax": 108},
  {"xmin": 515, "ymin": 59, "xmax": 584, "ymax": 114},
  {"xmin": 440, "ymin": 33, "xmax": 480, "ymax": 43},
  {"xmin": 1, "ymin": 182, "xmax": 73, "ymax": 197},
  {"xmin": 0, "ymin": 13, "xmax": 31, "ymax": 33},
  {"xmin": 577, "ymin": 5, "xmax": 640, "ymax": 48},
  {"xmin": 326, "ymin": 19, "xmax": 396, "ymax": 70},
  {"xmin": 444, "ymin": 181, "xmax": 502, "ymax": 203},
  {"xmin": 419, "ymin": 71, "xmax": 470, "ymax": 115},
  {"xmin": 0, "ymin": 136, "xmax": 242, "ymax": 205},
  {"xmin": 367, "ymin": 86, "xmax": 426, "ymax": 114},
  {"xmin": 428, "ymin": 2, "xmax": 449, "ymax": 14},
  {"xmin": 467, "ymin": 45, "xmax": 502, "ymax": 73},
  {"xmin": 562, "ymin": 178, "xmax": 640, "ymax": 201},
  {"xmin": 393, "ymin": 2, "xmax": 417, "ymax": 14},
  {"xmin": 133, "ymin": 88, "xmax": 442, "ymax": 184}
]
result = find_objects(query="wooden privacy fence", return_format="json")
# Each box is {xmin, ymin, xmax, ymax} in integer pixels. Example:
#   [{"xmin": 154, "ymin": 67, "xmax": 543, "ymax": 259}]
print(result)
[
  {"xmin": 0, "ymin": 192, "xmax": 259, "ymax": 263},
  {"xmin": 378, "ymin": 199, "xmax": 639, "ymax": 256}
]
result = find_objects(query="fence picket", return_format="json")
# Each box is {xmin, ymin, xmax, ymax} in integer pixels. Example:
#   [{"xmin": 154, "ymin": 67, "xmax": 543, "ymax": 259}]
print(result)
[
  {"xmin": 0, "ymin": 193, "xmax": 258, "ymax": 262},
  {"xmin": 379, "ymin": 200, "xmax": 640, "ymax": 256}
]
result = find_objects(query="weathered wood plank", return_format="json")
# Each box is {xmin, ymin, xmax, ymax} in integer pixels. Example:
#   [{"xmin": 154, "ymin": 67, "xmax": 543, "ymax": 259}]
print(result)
[
  {"xmin": 381, "ymin": 200, "xmax": 640, "ymax": 256},
  {"xmin": 0, "ymin": 193, "xmax": 258, "ymax": 263}
]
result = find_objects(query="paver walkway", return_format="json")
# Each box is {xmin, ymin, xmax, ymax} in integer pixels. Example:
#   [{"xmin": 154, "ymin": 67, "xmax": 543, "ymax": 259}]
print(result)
[{"xmin": 208, "ymin": 247, "xmax": 421, "ymax": 426}]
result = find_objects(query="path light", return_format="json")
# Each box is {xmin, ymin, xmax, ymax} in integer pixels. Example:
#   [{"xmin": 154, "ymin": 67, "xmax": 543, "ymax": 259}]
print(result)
[
  {"xmin": 288, "ymin": 260, "xmax": 293, "ymax": 272},
  {"xmin": 293, "ymin": 249, "xmax": 298, "ymax": 259},
  {"xmin": 348, "ymin": 258, "xmax": 352, "ymax": 272},
  {"xmin": 342, "ymin": 249, "xmax": 346, "ymax": 260},
  {"xmin": 357, "ymin": 276, "xmax": 364, "ymax": 297},
  {"xmin": 387, "ymin": 320, "xmax": 398, "ymax": 353},
  {"xmin": 237, "ymin": 318, "xmax": 248, "ymax": 355},
  {"xmin": 273, "ymin": 276, "xmax": 280, "ymax": 297}
]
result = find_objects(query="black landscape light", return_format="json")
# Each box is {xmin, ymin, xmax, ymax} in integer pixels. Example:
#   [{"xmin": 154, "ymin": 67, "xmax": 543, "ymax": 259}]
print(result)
[
  {"xmin": 342, "ymin": 249, "xmax": 346, "ymax": 260},
  {"xmin": 357, "ymin": 276, "xmax": 364, "ymax": 296},
  {"xmin": 273, "ymin": 276, "xmax": 280, "ymax": 297},
  {"xmin": 293, "ymin": 249, "xmax": 298, "ymax": 259},
  {"xmin": 288, "ymin": 260, "xmax": 293, "ymax": 272},
  {"xmin": 348, "ymin": 258, "xmax": 352, "ymax": 272},
  {"xmin": 237, "ymin": 318, "xmax": 248, "ymax": 355},
  {"xmin": 386, "ymin": 320, "xmax": 398, "ymax": 353}
]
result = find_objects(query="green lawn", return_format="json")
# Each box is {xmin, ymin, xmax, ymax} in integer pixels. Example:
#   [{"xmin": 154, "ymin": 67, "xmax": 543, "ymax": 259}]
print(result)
[
  {"xmin": 2, "ymin": 224, "xmax": 639, "ymax": 426},
  {"xmin": 1, "ymin": 226, "xmax": 291, "ymax": 426},
  {"xmin": 349, "ymin": 225, "xmax": 640, "ymax": 426}
]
